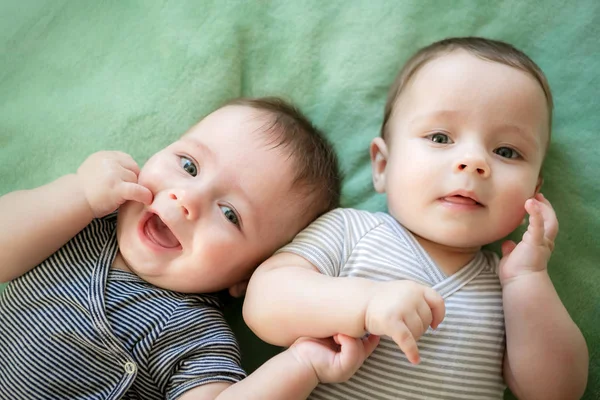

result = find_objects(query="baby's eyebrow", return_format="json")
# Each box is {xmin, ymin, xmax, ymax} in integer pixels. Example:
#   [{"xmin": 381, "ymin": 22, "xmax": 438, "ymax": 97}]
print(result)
[
  {"xmin": 494, "ymin": 123, "xmax": 541, "ymax": 150},
  {"xmin": 408, "ymin": 110, "xmax": 459, "ymax": 126},
  {"xmin": 182, "ymin": 137, "xmax": 215, "ymax": 162}
]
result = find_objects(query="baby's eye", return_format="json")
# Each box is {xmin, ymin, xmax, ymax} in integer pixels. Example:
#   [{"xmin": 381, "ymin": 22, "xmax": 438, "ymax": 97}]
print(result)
[
  {"xmin": 494, "ymin": 147, "xmax": 520, "ymax": 159},
  {"xmin": 220, "ymin": 205, "xmax": 240, "ymax": 227},
  {"xmin": 180, "ymin": 157, "xmax": 198, "ymax": 176},
  {"xmin": 426, "ymin": 132, "xmax": 453, "ymax": 144}
]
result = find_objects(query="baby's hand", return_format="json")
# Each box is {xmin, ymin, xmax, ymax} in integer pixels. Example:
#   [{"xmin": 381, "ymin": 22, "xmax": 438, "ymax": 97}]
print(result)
[
  {"xmin": 499, "ymin": 193, "xmax": 558, "ymax": 286},
  {"xmin": 290, "ymin": 333, "xmax": 380, "ymax": 384},
  {"xmin": 76, "ymin": 151, "xmax": 153, "ymax": 218},
  {"xmin": 365, "ymin": 281, "xmax": 445, "ymax": 365}
]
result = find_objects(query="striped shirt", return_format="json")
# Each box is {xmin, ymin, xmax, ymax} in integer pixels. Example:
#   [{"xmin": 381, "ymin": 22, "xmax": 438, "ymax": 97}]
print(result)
[
  {"xmin": 281, "ymin": 208, "xmax": 506, "ymax": 400},
  {"xmin": 0, "ymin": 214, "xmax": 245, "ymax": 400}
]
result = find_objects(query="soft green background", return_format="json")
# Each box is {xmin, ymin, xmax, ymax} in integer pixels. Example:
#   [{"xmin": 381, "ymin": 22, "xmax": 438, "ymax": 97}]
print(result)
[{"xmin": 1, "ymin": 1, "xmax": 598, "ymax": 398}]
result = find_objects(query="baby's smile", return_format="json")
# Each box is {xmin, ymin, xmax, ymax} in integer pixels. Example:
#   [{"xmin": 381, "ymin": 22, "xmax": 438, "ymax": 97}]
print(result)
[{"xmin": 139, "ymin": 212, "xmax": 182, "ymax": 251}]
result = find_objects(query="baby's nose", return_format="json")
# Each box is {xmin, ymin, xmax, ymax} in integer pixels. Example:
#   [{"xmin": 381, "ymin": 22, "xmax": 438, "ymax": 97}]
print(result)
[
  {"xmin": 169, "ymin": 189, "xmax": 201, "ymax": 220},
  {"xmin": 454, "ymin": 155, "xmax": 490, "ymax": 178}
]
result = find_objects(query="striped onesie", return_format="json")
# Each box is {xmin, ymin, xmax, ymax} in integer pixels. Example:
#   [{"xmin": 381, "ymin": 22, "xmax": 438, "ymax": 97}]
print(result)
[
  {"xmin": 281, "ymin": 208, "xmax": 506, "ymax": 400},
  {"xmin": 0, "ymin": 214, "xmax": 245, "ymax": 400}
]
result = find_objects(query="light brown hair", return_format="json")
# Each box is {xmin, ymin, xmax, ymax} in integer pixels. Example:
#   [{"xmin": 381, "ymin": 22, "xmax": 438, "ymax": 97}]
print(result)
[
  {"xmin": 381, "ymin": 37, "xmax": 553, "ymax": 142},
  {"xmin": 223, "ymin": 97, "xmax": 341, "ymax": 219}
]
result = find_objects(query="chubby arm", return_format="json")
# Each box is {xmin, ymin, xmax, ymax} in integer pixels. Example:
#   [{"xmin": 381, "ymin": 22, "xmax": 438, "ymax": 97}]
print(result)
[
  {"xmin": 244, "ymin": 253, "xmax": 378, "ymax": 344},
  {"xmin": 0, "ymin": 174, "xmax": 93, "ymax": 282},
  {"xmin": 0, "ymin": 151, "xmax": 151, "ymax": 283},
  {"xmin": 179, "ymin": 334, "xmax": 380, "ymax": 400},
  {"xmin": 500, "ymin": 194, "xmax": 588, "ymax": 399},
  {"xmin": 244, "ymin": 252, "xmax": 444, "ymax": 365}
]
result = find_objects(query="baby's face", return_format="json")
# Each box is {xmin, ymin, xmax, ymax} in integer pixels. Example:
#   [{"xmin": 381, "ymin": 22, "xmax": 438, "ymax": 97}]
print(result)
[
  {"xmin": 372, "ymin": 50, "xmax": 549, "ymax": 249},
  {"xmin": 117, "ymin": 105, "xmax": 309, "ymax": 295}
]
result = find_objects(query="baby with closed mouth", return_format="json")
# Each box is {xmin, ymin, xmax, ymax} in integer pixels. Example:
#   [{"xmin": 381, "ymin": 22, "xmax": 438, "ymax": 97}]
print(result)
[{"xmin": 243, "ymin": 37, "xmax": 588, "ymax": 400}]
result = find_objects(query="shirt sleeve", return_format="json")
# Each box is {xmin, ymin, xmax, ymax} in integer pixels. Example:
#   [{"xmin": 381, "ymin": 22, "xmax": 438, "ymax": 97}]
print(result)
[
  {"xmin": 148, "ymin": 301, "xmax": 246, "ymax": 400},
  {"xmin": 277, "ymin": 208, "xmax": 380, "ymax": 277}
]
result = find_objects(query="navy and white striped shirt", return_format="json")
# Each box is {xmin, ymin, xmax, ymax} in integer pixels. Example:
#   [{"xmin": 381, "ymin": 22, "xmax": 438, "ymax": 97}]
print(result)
[{"xmin": 0, "ymin": 214, "xmax": 246, "ymax": 399}]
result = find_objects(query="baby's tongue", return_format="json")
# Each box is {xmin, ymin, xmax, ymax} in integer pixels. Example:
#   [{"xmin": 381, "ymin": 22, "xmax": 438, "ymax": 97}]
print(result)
[{"xmin": 146, "ymin": 214, "xmax": 180, "ymax": 248}]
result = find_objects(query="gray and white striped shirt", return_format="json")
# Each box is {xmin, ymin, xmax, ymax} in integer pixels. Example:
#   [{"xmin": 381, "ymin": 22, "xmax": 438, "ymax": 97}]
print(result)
[
  {"xmin": 281, "ymin": 208, "xmax": 506, "ymax": 400},
  {"xmin": 0, "ymin": 214, "xmax": 245, "ymax": 400}
]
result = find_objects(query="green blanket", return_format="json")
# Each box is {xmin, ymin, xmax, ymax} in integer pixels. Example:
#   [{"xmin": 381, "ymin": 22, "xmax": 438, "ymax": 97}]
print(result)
[{"xmin": 1, "ymin": 1, "xmax": 598, "ymax": 398}]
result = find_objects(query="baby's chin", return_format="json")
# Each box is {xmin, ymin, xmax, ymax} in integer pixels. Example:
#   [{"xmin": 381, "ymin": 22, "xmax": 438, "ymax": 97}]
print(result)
[
  {"xmin": 415, "ymin": 229, "xmax": 502, "ymax": 252},
  {"xmin": 137, "ymin": 271, "xmax": 230, "ymax": 295}
]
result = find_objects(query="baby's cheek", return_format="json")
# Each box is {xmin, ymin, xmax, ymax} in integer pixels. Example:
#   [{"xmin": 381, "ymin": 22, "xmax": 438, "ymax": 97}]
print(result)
[
  {"xmin": 137, "ymin": 165, "xmax": 165, "ymax": 193},
  {"xmin": 496, "ymin": 190, "xmax": 530, "ymax": 235}
]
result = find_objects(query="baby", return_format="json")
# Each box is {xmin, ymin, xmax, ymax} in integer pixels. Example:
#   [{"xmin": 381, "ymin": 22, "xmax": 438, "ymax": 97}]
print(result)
[
  {"xmin": 0, "ymin": 97, "xmax": 379, "ymax": 399},
  {"xmin": 244, "ymin": 38, "xmax": 588, "ymax": 399}
]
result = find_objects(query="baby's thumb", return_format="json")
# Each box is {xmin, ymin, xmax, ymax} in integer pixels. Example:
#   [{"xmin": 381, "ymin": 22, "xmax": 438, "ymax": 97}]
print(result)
[
  {"xmin": 124, "ymin": 183, "xmax": 153, "ymax": 205},
  {"xmin": 424, "ymin": 288, "xmax": 445, "ymax": 329},
  {"xmin": 362, "ymin": 334, "xmax": 380, "ymax": 357},
  {"xmin": 501, "ymin": 240, "xmax": 517, "ymax": 258}
]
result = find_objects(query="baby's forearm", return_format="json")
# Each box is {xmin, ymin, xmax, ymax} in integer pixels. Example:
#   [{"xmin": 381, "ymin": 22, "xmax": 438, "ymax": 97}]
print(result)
[
  {"xmin": 244, "ymin": 256, "xmax": 378, "ymax": 346},
  {"xmin": 0, "ymin": 174, "xmax": 94, "ymax": 282},
  {"xmin": 503, "ymin": 271, "xmax": 588, "ymax": 399},
  {"xmin": 214, "ymin": 348, "xmax": 318, "ymax": 400}
]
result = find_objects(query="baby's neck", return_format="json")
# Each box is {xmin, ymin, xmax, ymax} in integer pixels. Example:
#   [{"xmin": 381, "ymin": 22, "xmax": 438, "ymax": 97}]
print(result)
[
  {"xmin": 412, "ymin": 234, "xmax": 481, "ymax": 276},
  {"xmin": 112, "ymin": 251, "xmax": 132, "ymax": 273}
]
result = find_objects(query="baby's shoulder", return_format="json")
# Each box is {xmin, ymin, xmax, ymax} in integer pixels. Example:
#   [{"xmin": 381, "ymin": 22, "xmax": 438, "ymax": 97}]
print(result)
[
  {"xmin": 78, "ymin": 212, "xmax": 117, "ymax": 238},
  {"xmin": 320, "ymin": 207, "xmax": 391, "ymax": 229}
]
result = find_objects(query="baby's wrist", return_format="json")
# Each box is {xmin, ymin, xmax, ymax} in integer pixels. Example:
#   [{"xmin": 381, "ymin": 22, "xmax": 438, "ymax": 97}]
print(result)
[
  {"xmin": 288, "ymin": 345, "xmax": 320, "ymax": 387},
  {"xmin": 363, "ymin": 280, "xmax": 388, "ymax": 333},
  {"xmin": 70, "ymin": 173, "xmax": 96, "ymax": 219},
  {"xmin": 501, "ymin": 268, "xmax": 550, "ymax": 289}
]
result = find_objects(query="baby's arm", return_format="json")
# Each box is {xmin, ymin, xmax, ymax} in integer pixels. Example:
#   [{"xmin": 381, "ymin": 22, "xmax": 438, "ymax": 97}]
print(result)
[
  {"xmin": 500, "ymin": 194, "xmax": 588, "ymax": 400},
  {"xmin": 244, "ymin": 252, "xmax": 445, "ymax": 365},
  {"xmin": 0, "ymin": 151, "xmax": 151, "ymax": 282},
  {"xmin": 179, "ymin": 333, "xmax": 380, "ymax": 400}
]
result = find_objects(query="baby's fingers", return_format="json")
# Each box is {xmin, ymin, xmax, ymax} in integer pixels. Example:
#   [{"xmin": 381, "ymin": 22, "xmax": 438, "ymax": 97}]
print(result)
[
  {"xmin": 534, "ymin": 193, "xmax": 559, "ymax": 243},
  {"xmin": 113, "ymin": 152, "xmax": 142, "ymax": 176},
  {"xmin": 390, "ymin": 323, "xmax": 420, "ymax": 364},
  {"xmin": 121, "ymin": 182, "xmax": 153, "ymax": 205},
  {"xmin": 334, "ymin": 334, "xmax": 359, "ymax": 366},
  {"xmin": 423, "ymin": 288, "xmax": 445, "ymax": 329},
  {"xmin": 524, "ymin": 199, "xmax": 545, "ymax": 246},
  {"xmin": 333, "ymin": 334, "xmax": 380, "ymax": 381},
  {"xmin": 361, "ymin": 334, "xmax": 380, "ymax": 358}
]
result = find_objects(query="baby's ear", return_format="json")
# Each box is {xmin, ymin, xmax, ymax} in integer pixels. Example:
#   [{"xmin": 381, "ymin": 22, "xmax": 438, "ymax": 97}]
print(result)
[
  {"xmin": 370, "ymin": 137, "xmax": 389, "ymax": 194},
  {"xmin": 228, "ymin": 280, "xmax": 249, "ymax": 298}
]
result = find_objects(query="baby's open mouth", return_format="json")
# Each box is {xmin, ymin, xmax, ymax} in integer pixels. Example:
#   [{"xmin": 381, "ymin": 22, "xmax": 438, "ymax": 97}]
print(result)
[{"xmin": 144, "ymin": 214, "xmax": 181, "ymax": 248}]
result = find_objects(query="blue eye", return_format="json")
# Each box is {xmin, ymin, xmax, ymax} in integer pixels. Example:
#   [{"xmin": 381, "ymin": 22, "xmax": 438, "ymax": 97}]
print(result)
[
  {"xmin": 220, "ymin": 205, "xmax": 240, "ymax": 227},
  {"xmin": 494, "ymin": 147, "xmax": 520, "ymax": 159},
  {"xmin": 427, "ymin": 133, "xmax": 452, "ymax": 144},
  {"xmin": 180, "ymin": 157, "xmax": 198, "ymax": 176}
]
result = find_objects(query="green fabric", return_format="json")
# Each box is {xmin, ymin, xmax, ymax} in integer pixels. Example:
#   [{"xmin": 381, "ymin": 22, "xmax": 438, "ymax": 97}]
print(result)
[{"xmin": 1, "ymin": 1, "xmax": 598, "ymax": 398}]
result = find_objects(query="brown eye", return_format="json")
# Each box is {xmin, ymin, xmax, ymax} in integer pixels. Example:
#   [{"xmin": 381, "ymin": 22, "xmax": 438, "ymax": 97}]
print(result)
[{"xmin": 180, "ymin": 157, "xmax": 198, "ymax": 176}]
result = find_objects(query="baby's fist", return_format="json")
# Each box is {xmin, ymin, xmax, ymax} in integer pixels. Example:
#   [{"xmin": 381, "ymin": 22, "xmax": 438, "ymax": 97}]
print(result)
[
  {"xmin": 291, "ymin": 334, "xmax": 380, "ymax": 384},
  {"xmin": 76, "ymin": 151, "xmax": 152, "ymax": 218}
]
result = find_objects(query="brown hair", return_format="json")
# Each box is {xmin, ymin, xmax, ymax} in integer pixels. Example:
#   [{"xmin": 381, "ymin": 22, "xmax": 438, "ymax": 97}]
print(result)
[
  {"xmin": 381, "ymin": 37, "xmax": 553, "ymax": 141},
  {"xmin": 223, "ymin": 97, "xmax": 341, "ymax": 218}
]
